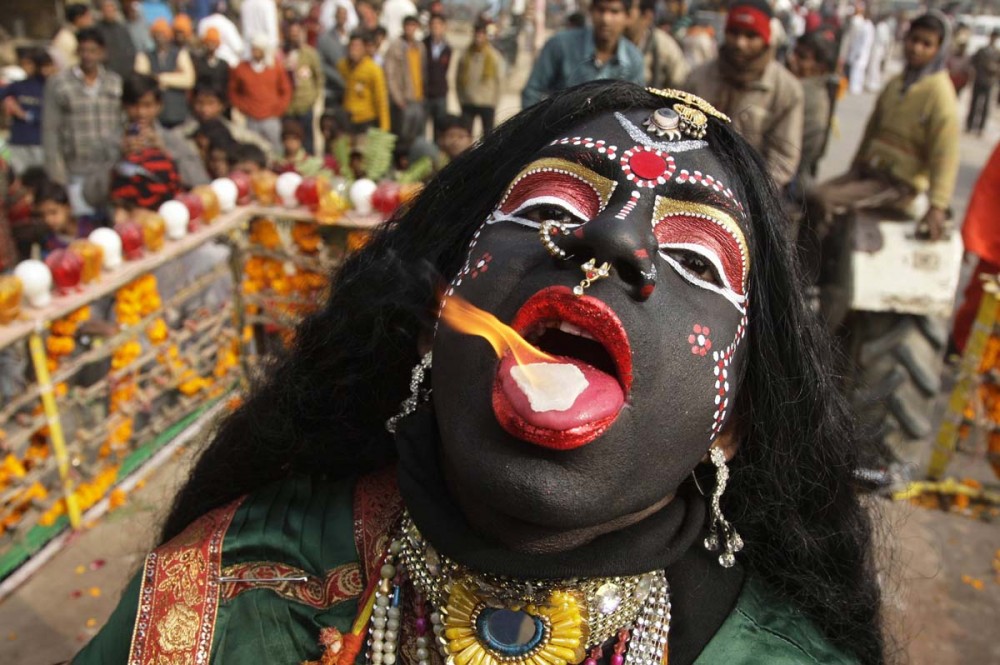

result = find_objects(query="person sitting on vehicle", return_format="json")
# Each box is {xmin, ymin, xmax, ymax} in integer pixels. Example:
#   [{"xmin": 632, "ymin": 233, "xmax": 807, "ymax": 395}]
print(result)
[{"xmin": 809, "ymin": 11, "xmax": 959, "ymax": 242}]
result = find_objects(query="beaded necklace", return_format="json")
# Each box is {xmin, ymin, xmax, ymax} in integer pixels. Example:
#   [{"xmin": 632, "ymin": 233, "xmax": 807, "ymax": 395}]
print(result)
[{"xmin": 366, "ymin": 513, "xmax": 671, "ymax": 665}]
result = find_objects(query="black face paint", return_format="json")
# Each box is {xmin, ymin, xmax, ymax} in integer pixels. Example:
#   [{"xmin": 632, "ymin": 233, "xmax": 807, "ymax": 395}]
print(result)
[{"xmin": 431, "ymin": 109, "xmax": 751, "ymax": 543}]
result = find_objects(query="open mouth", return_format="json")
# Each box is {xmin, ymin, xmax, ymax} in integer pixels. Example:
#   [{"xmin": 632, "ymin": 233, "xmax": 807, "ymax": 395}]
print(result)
[{"xmin": 492, "ymin": 286, "xmax": 633, "ymax": 450}]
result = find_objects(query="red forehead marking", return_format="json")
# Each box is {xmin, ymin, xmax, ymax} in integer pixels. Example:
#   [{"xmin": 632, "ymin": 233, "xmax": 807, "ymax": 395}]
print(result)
[
  {"xmin": 654, "ymin": 214, "xmax": 746, "ymax": 296},
  {"xmin": 619, "ymin": 146, "xmax": 676, "ymax": 188},
  {"xmin": 630, "ymin": 151, "xmax": 668, "ymax": 180},
  {"xmin": 500, "ymin": 171, "xmax": 601, "ymax": 220}
]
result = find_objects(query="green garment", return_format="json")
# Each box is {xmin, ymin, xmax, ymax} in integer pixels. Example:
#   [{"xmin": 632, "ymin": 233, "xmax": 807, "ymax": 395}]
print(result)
[
  {"xmin": 74, "ymin": 475, "xmax": 856, "ymax": 664},
  {"xmin": 287, "ymin": 45, "xmax": 325, "ymax": 116}
]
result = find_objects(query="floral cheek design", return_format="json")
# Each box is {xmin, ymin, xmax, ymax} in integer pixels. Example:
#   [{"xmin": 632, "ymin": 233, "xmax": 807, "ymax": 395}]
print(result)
[{"xmin": 688, "ymin": 324, "xmax": 712, "ymax": 357}]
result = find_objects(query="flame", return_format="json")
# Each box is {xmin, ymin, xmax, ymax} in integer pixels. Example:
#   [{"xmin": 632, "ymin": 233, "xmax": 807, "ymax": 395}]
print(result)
[{"xmin": 440, "ymin": 294, "xmax": 554, "ymax": 366}]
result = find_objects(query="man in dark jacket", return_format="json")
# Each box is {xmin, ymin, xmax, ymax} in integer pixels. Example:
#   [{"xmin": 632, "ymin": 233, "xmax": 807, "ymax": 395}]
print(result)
[
  {"xmin": 424, "ymin": 13, "xmax": 452, "ymax": 138},
  {"xmin": 193, "ymin": 27, "xmax": 230, "ymax": 102},
  {"xmin": 96, "ymin": 0, "xmax": 138, "ymax": 79}
]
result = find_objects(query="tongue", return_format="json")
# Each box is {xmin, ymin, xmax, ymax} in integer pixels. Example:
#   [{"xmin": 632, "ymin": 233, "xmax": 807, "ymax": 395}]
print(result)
[{"xmin": 498, "ymin": 353, "xmax": 625, "ymax": 431}]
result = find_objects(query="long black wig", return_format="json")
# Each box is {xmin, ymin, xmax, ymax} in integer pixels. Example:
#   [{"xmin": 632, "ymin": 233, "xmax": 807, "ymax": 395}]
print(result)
[{"xmin": 163, "ymin": 82, "xmax": 887, "ymax": 664}]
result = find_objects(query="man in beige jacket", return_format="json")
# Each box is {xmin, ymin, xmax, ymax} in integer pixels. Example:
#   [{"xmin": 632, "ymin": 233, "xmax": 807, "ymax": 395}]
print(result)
[
  {"xmin": 384, "ymin": 15, "xmax": 426, "ymax": 147},
  {"xmin": 684, "ymin": 0, "xmax": 803, "ymax": 189},
  {"xmin": 456, "ymin": 21, "xmax": 504, "ymax": 135},
  {"xmin": 627, "ymin": 0, "xmax": 688, "ymax": 89}
]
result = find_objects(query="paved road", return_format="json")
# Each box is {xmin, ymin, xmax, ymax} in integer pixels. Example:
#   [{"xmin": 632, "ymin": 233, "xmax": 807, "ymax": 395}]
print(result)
[{"xmin": 1, "ymin": 46, "xmax": 999, "ymax": 665}]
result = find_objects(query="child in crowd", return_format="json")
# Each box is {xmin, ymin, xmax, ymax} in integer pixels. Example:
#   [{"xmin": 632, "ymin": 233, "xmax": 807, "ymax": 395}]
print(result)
[
  {"xmin": 14, "ymin": 180, "xmax": 95, "ymax": 260},
  {"xmin": 0, "ymin": 49, "xmax": 54, "ymax": 176},
  {"xmin": 191, "ymin": 119, "xmax": 237, "ymax": 179},
  {"xmin": 275, "ymin": 119, "xmax": 339, "ymax": 177},
  {"xmin": 231, "ymin": 143, "xmax": 269, "ymax": 176}
]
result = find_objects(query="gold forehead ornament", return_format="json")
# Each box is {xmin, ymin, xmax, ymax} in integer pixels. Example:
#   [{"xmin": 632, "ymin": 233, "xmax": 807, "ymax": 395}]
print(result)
[
  {"xmin": 647, "ymin": 88, "xmax": 731, "ymax": 123},
  {"xmin": 645, "ymin": 88, "xmax": 729, "ymax": 141}
]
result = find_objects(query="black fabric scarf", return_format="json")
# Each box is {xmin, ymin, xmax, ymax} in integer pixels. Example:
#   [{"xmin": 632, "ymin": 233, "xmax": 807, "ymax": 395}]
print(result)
[{"xmin": 394, "ymin": 406, "xmax": 745, "ymax": 665}]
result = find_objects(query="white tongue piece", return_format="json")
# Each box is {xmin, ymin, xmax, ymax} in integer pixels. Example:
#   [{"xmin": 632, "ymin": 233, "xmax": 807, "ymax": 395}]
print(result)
[{"xmin": 510, "ymin": 363, "xmax": 590, "ymax": 413}]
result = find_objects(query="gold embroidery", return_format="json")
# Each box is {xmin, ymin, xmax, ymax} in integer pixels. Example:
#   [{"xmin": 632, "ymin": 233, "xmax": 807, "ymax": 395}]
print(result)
[
  {"xmin": 652, "ymin": 195, "xmax": 750, "ymax": 286},
  {"xmin": 219, "ymin": 561, "xmax": 364, "ymax": 608},
  {"xmin": 128, "ymin": 498, "xmax": 242, "ymax": 665},
  {"xmin": 647, "ymin": 88, "xmax": 731, "ymax": 123},
  {"xmin": 673, "ymin": 104, "xmax": 708, "ymax": 140},
  {"xmin": 156, "ymin": 550, "xmax": 206, "ymax": 607},
  {"xmin": 157, "ymin": 604, "xmax": 199, "ymax": 654},
  {"xmin": 500, "ymin": 157, "xmax": 617, "ymax": 213}
]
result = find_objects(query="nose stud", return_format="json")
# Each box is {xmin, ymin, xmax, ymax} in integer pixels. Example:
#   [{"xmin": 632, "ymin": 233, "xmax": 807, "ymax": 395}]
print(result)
[
  {"xmin": 539, "ymin": 220, "xmax": 570, "ymax": 259},
  {"xmin": 574, "ymin": 259, "xmax": 611, "ymax": 296}
]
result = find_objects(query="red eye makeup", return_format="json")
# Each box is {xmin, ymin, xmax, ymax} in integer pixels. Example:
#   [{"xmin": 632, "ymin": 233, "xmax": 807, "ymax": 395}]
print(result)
[
  {"xmin": 497, "ymin": 158, "xmax": 617, "ymax": 224},
  {"xmin": 652, "ymin": 196, "xmax": 749, "ymax": 307}
]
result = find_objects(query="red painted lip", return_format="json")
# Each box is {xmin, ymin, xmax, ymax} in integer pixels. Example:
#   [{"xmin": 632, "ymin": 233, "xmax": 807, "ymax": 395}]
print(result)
[{"xmin": 492, "ymin": 286, "xmax": 633, "ymax": 450}]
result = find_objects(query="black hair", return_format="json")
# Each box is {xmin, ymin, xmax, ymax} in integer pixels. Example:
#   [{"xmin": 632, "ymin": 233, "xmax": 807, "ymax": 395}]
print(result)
[
  {"xmin": 192, "ymin": 83, "xmax": 225, "ymax": 100},
  {"xmin": 35, "ymin": 180, "xmax": 70, "ymax": 207},
  {"xmin": 75, "ymin": 27, "xmax": 105, "ymax": 48},
  {"xmin": 349, "ymin": 29, "xmax": 371, "ymax": 45},
  {"xmin": 638, "ymin": 0, "xmax": 656, "ymax": 14},
  {"xmin": 281, "ymin": 117, "xmax": 306, "ymax": 141},
  {"xmin": 231, "ymin": 142, "xmax": 267, "ymax": 168},
  {"xmin": 403, "ymin": 15, "xmax": 420, "ymax": 26},
  {"xmin": 435, "ymin": 114, "xmax": 471, "ymax": 136},
  {"xmin": 429, "ymin": 13, "xmax": 447, "ymax": 23},
  {"xmin": 66, "ymin": 3, "xmax": 91, "ymax": 24},
  {"xmin": 161, "ymin": 81, "xmax": 886, "ymax": 665},
  {"xmin": 193, "ymin": 118, "xmax": 235, "ymax": 150},
  {"xmin": 592, "ymin": 0, "xmax": 633, "ymax": 10},
  {"xmin": 31, "ymin": 49, "xmax": 53, "ymax": 71},
  {"xmin": 909, "ymin": 13, "xmax": 946, "ymax": 42},
  {"xmin": 566, "ymin": 12, "xmax": 586, "ymax": 28},
  {"xmin": 373, "ymin": 26, "xmax": 387, "ymax": 38},
  {"xmin": 122, "ymin": 73, "xmax": 161, "ymax": 106},
  {"xmin": 797, "ymin": 29, "xmax": 837, "ymax": 71},
  {"xmin": 20, "ymin": 167, "xmax": 49, "ymax": 195}
]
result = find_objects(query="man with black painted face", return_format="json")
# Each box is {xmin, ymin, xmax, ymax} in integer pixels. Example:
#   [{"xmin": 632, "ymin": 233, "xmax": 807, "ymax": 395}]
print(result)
[
  {"xmin": 683, "ymin": 0, "xmax": 804, "ymax": 189},
  {"xmin": 76, "ymin": 83, "xmax": 886, "ymax": 665},
  {"xmin": 522, "ymin": 0, "xmax": 644, "ymax": 108}
]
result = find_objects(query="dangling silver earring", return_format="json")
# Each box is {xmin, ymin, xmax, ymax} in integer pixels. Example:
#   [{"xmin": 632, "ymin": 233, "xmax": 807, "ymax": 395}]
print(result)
[
  {"xmin": 704, "ymin": 447, "xmax": 743, "ymax": 568},
  {"xmin": 385, "ymin": 351, "xmax": 433, "ymax": 434}
]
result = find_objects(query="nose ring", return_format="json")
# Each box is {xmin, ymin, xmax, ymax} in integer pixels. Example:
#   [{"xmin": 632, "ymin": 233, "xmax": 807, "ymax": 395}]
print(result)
[
  {"xmin": 574, "ymin": 259, "xmax": 611, "ymax": 296},
  {"xmin": 539, "ymin": 220, "xmax": 570, "ymax": 259}
]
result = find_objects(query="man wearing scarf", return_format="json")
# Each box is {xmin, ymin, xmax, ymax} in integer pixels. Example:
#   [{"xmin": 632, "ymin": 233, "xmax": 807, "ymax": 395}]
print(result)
[
  {"xmin": 683, "ymin": 0, "xmax": 803, "ymax": 189},
  {"xmin": 810, "ymin": 11, "xmax": 959, "ymax": 242}
]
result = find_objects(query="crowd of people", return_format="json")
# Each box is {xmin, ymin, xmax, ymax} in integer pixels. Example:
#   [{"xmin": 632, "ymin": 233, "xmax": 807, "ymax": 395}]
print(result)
[
  {"xmin": 0, "ymin": 0, "xmax": 995, "ymax": 317},
  {"xmin": 0, "ymin": 0, "xmax": 512, "ymax": 272}
]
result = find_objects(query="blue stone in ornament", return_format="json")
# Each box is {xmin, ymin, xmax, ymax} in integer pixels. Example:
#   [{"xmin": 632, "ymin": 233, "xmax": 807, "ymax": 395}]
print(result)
[{"xmin": 476, "ymin": 608, "xmax": 545, "ymax": 656}]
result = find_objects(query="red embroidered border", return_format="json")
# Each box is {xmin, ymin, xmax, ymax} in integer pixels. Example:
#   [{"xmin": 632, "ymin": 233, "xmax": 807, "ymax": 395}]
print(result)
[
  {"xmin": 219, "ymin": 561, "xmax": 363, "ymax": 609},
  {"xmin": 128, "ymin": 497, "xmax": 243, "ymax": 665},
  {"xmin": 352, "ymin": 467, "xmax": 403, "ymax": 585}
]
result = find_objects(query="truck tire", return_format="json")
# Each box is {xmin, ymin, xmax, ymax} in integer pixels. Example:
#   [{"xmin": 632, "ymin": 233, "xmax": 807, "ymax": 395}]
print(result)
[{"xmin": 848, "ymin": 311, "xmax": 947, "ymax": 472}]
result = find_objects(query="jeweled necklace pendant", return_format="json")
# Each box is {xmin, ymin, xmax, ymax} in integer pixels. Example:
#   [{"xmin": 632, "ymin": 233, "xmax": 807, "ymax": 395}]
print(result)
[{"xmin": 374, "ymin": 513, "xmax": 672, "ymax": 665}]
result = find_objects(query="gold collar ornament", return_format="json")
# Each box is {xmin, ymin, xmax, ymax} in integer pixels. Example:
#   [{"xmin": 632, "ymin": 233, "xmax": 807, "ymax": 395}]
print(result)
[{"xmin": 366, "ymin": 513, "xmax": 671, "ymax": 665}]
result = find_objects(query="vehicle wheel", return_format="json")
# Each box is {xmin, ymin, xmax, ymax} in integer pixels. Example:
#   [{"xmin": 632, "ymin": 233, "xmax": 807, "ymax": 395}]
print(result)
[{"xmin": 848, "ymin": 311, "xmax": 947, "ymax": 473}]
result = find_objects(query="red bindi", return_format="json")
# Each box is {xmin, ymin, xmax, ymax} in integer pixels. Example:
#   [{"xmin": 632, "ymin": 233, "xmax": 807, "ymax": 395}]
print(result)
[{"xmin": 630, "ymin": 151, "xmax": 668, "ymax": 180}]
